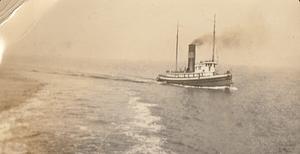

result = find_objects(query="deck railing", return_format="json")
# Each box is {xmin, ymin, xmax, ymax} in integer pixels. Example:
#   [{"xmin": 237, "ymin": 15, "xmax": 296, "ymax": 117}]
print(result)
[
  {"xmin": 160, "ymin": 71, "xmax": 231, "ymax": 79},
  {"xmin": 160, "ymin": 72, "xmax": 213, "ymax": 78}
]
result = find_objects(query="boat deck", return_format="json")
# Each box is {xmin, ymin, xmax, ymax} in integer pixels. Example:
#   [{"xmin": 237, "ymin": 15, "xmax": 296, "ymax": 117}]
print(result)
[{"xmin": 158, "ymin": 71, "xmax": 231, "ymax": 79}]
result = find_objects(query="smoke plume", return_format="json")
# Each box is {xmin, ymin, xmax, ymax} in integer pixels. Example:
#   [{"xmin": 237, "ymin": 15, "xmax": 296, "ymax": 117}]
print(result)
[{"xmin": 192, "ymin": 22, "xmax": 268, "ymax": 50}]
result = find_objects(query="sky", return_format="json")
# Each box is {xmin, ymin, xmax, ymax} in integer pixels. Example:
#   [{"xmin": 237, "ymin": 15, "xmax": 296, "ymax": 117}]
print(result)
[{"xmin": 1, "ymin": 0, "xmax": 300, "ymax": 68}]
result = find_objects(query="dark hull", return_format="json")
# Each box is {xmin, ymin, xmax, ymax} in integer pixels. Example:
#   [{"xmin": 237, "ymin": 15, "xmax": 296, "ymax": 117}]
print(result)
[{"xmin": 157, "ymin": 74, "xmax": 232, "ymax": 87}]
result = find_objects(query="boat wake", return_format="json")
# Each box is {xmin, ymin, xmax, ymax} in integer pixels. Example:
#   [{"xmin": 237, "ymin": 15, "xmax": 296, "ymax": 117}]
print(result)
[
  {"xmin": 169, "ymin": 83, "xmax": 238, "ymax": 91},
  {"xmin": 124, "ymin": 93, "xmax": 168, "ymax": 154},
  {"xmin": 29, "ymin": 69, "xmax": 156, "ymax": 84},
  {"xmin": 29, "ymin": 69, "xmax": 237, "ymax": 91}
]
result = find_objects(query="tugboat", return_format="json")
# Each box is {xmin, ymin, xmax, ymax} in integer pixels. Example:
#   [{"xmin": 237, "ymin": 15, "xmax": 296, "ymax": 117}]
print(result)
[{"xmin": 157, "ymin": 16, "xmax": 232, "ymax": 87}]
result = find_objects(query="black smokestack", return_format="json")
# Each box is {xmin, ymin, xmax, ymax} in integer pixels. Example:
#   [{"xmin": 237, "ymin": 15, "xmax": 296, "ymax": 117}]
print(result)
[{"xmin": 187, "ymin": 44, "xmax": 196, "ymax": 72}]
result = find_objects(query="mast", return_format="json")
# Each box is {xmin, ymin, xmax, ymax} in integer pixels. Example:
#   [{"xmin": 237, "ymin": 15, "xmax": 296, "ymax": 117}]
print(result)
[
  {"xmin": 212, "ymin": 14, "xmax": 216, "ymax": 62},
  {"xmin": 175, "ymin": 22, "xmax": 179, "ymax": 71}
]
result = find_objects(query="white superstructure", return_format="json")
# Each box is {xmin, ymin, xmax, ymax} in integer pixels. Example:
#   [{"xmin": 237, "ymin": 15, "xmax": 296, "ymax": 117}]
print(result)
[{"xmin": 194, "ymin": 61, "xmax": 217, "ymax": 76}]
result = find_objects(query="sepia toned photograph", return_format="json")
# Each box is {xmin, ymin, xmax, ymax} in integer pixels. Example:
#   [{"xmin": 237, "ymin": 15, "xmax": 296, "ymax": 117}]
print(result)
[{"xmin": 0, "ymin": 0, "xmax": 299, "ymax": 153}]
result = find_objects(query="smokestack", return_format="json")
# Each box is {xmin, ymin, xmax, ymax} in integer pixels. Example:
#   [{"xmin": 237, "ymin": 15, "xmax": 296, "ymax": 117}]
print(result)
[{"xmin": 187, "ymin": 44, "xmax": 196, "ymax": 72}]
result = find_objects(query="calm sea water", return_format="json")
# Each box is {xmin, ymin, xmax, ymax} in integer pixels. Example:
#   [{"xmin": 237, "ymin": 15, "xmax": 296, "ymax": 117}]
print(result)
[{"xmin": 0, "ymin": 58, "xmax": 300, "ymax": 154}]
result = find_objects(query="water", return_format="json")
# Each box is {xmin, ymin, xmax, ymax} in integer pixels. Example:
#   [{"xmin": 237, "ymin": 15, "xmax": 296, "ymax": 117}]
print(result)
[{"xmin": 0, "ymin": 59, "xmax": 300, "ymax": 154}]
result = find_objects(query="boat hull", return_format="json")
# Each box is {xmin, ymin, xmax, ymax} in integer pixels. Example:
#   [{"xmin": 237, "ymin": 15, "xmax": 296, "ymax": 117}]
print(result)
[{"xmin": 157, "ymin": 74, "xmax": 232, "ymax": 87}]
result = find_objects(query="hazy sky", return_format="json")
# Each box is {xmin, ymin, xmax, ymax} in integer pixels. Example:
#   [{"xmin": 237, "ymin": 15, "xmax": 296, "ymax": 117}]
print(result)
[{"xmin": 1, "ymin": 0, "xmax": 300, "ymax": 68}]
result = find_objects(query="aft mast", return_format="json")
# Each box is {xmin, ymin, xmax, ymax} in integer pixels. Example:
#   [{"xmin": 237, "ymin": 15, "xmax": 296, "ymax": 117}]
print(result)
[
  {"xmin": 212, "ymin": 15, "xmax": 216, "ymax": 62},
  {"xmin": 175, "ymin": 22, "xmax": 179, "ymax": 72}
]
